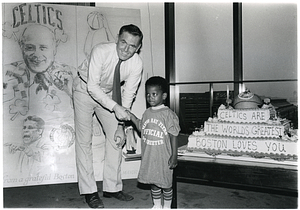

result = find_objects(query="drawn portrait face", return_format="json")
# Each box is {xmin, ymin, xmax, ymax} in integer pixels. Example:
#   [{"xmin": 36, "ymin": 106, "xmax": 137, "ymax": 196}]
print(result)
[
  {"xmin": 23, "ymin": 117, "xmax": 44, "ymax": 144},
  {"xmin": 116, "ymin": 31, "xmax": 141, "ymax": 61},
  {"xmin": 20, "ymin": 25, "xmax": 57, "ymax": 73}
]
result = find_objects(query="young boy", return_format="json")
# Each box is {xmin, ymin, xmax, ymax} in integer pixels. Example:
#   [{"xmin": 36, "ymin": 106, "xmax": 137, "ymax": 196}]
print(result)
[{"xmin": 126, "ymin": 76, "xmax": 180, "ymax": 209}]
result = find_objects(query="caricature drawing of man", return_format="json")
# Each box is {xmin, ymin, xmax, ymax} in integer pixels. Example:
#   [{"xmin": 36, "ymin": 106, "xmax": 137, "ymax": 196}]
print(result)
[
  {"xmin": 3, "ymin": 24, "xmax": 76, "ymax": 119},
  {"xmin": 5, "ymin": 116, "xmax": 52, "ymax": 175}
]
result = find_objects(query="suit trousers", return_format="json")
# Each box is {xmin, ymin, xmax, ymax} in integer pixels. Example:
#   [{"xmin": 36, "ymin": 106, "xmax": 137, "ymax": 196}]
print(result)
[{"xmin": 73, "ymin": 77, "xmax": 122, "ymax": 194}]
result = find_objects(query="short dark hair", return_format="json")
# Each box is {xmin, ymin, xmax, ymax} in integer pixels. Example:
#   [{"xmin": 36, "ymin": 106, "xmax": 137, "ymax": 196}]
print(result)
[
  {"xmin": 145, "ymin": 76, "xmax": 168, "ymax": 94},
  {"xmin": 24, "ymin": 115, "xmax": 45, "ymax": 130},
  {"xmin": 119, "ymin": 24, "xmax": 143, "ymax": 45}
]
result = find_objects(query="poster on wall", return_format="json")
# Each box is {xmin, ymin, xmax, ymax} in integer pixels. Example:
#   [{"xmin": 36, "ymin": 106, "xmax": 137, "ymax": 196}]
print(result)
[{"xmin": 2, "ymin": 3, "xmax": 142, "ymax": 188}]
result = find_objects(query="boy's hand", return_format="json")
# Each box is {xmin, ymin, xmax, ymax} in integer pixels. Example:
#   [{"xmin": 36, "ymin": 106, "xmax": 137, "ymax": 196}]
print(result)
[{"xmin": 168, "ymin": 155, "xmax": 178, "ymax": 169}]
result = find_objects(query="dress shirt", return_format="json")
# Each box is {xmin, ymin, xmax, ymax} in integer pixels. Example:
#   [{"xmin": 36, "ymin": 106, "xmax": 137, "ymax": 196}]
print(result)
[{"xmin": 87, "ymin": 42, "xmax": 143, "ymax": 111}]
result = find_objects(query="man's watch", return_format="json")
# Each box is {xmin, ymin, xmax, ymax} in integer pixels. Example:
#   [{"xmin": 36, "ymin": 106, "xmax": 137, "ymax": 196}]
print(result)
[{"xmin": 118, "ymin": 122, "xmax": 125, "ymax": 127}]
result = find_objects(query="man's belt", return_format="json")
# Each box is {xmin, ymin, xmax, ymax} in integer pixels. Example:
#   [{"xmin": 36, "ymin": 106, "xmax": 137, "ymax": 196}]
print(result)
[{"xmin": 77, "ymin": 72, "xmax": 87, "ymax": 84}]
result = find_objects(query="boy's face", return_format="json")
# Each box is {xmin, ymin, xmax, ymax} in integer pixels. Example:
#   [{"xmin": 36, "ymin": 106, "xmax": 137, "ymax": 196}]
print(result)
[{"xmin": 146, "ymin": 85, "xmax": 167, "ymax": 107}]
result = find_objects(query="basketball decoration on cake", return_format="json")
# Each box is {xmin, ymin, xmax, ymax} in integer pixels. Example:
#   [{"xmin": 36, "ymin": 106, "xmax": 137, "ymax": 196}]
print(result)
[{"xmin": 233, "ymin": 88, "xmax": 262, "ymax": 109}]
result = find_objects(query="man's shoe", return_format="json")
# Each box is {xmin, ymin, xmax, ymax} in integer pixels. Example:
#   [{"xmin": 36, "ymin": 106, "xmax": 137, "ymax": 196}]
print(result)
[
  {"xmin": 103, "ymin": 191, "xmax": 134, "ymax": 201},
  {"xmin": 85, "ymin": 192, "xmax": 104, "ymax": 208}
]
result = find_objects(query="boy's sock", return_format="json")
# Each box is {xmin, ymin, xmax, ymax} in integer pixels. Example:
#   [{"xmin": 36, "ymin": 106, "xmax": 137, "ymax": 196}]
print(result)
[
  {"xmin": 163, "ymin": 189, "xmax": 173, "ymax": 209},
  {"xmin": 151, "ymin": 188, "xmax": 162, "ymax": 208}
]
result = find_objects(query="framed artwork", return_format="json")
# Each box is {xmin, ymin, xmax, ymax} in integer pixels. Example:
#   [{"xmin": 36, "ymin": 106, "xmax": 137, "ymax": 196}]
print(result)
[{"xmin": 3, "ymin": 3, "xmax": 142, "ymax": 188}]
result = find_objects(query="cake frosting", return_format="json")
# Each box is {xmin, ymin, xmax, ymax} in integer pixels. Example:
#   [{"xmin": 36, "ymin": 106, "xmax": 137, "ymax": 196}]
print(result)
[{"xmin": 187, "ymin": 90, "xmax": 298, "ymax": 161}]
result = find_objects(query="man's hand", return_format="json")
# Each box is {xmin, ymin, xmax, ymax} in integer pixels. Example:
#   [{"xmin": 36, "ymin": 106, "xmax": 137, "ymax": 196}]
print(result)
[
  {"xmin": 113, "ymin": 104, "xmax": 130, "ymax": 121},
  {"xmin": 114, "ymin": 125, "xmax": 126, "ymax": 148},
  {"xmin": 125, "ymin": 110, "xmax": 134, "ymax": 120}
]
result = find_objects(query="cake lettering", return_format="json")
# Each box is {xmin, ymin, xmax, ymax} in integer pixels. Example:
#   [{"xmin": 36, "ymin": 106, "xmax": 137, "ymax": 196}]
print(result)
[
  {"xmin": 221, "ymin": 125, "xmax": 250, "ymax": 136},
  {"xmin": 265, "ymin": 142, "xmax": 286, "ymax": 153},
  {"xmin": 196, "ymin": 137, "xmax": 227, "ymax": 149},
  {"xmin": 251, "ymin": 125, "xmax": 283, "ymax": 137},
  {"xmin": 251, "ymin": 111, "xmax": 266, "ymax": 120},
  {"xmin": 219, "ymin": 110, "xmax": 247, "ymax": 120},
  {"xmin": 218, "ymin": 109, "xmax": 270, "ymax": 123},
  {"xmin": 232, "ymin": 140, "xmax": 257, "ymax": 151},
  {"xmin": 205, "ymin": 123, "xmax": 219, "ymax": 132},
  {"xmin": 205, "ymin": 122, "xmax": 284, "ymax": 138},
  {"xmin": 192, "ymin": 138, "xmax": 291, "ymax": 154}
]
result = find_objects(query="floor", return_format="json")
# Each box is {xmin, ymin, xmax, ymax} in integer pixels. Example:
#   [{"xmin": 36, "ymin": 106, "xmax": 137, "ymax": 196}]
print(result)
[{"xmin": 3, "ymin": 178, "xmax": 298, "ymax": 209}]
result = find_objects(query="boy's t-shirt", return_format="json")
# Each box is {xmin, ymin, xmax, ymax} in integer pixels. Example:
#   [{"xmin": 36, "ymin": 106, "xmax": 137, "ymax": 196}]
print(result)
[{"xmin": 137, "ymin": 105, "xmax": 180, "ymax": 188}]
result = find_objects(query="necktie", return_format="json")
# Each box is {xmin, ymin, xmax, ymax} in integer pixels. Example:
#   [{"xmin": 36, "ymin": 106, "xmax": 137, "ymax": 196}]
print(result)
[
  {"xmin": 112, "ymin": 59, "xmax": 123, "ymax": 105},
  {"xmin": 34, "ymin": 73, "xmax": 49, "ymax": 94}
]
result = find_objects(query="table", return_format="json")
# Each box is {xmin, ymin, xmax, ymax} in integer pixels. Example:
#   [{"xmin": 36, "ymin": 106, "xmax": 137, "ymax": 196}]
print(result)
[{"xmin": 172, "ymin": 154, "xmax": 298, "ymax": 208}]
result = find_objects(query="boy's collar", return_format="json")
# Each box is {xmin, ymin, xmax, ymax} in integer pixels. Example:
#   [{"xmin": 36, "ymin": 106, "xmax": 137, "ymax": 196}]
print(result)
[{"xmin": 151, "ymin": 104, "xmax": 165, "ymax": 110}]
